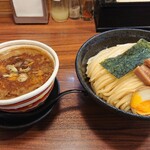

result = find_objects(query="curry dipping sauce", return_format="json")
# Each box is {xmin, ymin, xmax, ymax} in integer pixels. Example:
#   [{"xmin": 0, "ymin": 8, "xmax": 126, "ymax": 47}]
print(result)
[{"xmin": 0, "ymin": 45, "xmax": 54, "ymax": 100}]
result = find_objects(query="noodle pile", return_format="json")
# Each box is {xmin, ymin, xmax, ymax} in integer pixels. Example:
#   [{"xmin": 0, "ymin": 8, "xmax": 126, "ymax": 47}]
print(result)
[{"xmin": 86, "ymin": 43, "xmax": 145, "ymax": 113}]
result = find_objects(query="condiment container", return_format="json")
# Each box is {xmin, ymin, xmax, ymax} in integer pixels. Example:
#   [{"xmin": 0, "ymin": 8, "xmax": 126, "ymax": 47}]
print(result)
[
  {"xmin": 51, "ymin": 0, "xmax": 69, "ymax": 22},
  {"xmin": 69, "ymin": 0, "xmax": 81, "ymax": 19},
  {"xmin": 81, "ymin": 0, "xmax": 94, "ymax": 21}
]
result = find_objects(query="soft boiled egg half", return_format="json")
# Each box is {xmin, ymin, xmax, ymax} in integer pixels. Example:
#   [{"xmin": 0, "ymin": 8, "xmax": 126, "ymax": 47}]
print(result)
[{"xmin": 131, "ymin": 87, "xmax": 150, "ymax": 115}]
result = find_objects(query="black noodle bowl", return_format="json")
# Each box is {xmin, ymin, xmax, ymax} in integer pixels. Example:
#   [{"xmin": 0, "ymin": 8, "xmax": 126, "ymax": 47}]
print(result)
[{"xmin": 75, "ymin": 28, "xmax": 150, "ymax": 120}]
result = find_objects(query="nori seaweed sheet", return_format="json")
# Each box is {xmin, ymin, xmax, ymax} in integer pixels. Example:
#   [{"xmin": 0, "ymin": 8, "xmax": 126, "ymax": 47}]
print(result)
[{"xmin": 100, "ymin": 39, "xmax": 150, "ymax": 78}]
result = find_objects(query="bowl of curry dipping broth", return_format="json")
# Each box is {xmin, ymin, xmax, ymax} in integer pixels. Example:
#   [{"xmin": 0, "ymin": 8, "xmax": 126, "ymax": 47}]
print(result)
[{"xmin": 0, "ymin": 40, "xmax": 59, "ymax": 112}]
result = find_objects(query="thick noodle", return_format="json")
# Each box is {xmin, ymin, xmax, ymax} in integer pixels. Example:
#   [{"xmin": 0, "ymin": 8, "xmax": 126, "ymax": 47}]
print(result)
[{"xmin": 86, "ymin": 43, "xmax": 145, "ymax": 113}]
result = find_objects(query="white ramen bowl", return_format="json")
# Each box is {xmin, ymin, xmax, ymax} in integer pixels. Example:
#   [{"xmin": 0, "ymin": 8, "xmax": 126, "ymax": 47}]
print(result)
[{"xmin": 0, "ymin": 40, "xmax": 59, "ymax": 112}]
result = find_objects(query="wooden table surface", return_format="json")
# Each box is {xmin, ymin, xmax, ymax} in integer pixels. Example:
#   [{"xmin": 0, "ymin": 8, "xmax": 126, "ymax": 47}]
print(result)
[{"xmin": 0, "ymin": 15, "xmax": 149, "ymax": 150}]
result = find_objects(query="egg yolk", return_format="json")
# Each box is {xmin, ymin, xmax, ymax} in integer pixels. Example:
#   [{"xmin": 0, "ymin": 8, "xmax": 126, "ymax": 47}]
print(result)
[{"xmin": 131, "ymin": 92, "xmax": 150, "ymax": 115}]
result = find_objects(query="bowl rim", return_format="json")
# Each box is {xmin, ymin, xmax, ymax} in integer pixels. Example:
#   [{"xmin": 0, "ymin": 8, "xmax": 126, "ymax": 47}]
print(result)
[
  {"xmin": 75, "ymin": 28, "xmax": 150, "ymax": 119},
  {"xmin": 0, "ymin": 40, "xmax": 59, "ymax": 105}
]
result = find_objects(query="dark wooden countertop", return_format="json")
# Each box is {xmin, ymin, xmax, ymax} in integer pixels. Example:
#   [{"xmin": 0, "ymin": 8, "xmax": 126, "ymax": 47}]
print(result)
[{"xmin": 0, "ymin": 15, "xmax": 149, "ymax": 150}]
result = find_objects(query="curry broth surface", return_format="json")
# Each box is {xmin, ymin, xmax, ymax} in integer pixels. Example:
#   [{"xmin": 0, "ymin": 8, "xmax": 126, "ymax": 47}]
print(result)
[{"xmin": 0, "ymin": 45, "xmax": 54, "ymax": 99}]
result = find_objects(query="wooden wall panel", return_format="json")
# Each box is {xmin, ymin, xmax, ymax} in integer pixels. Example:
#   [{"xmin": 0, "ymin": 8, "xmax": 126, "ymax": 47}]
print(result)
[{"xmin": 0, "ymin": 0, "xmax": 12, "ymax": 15}]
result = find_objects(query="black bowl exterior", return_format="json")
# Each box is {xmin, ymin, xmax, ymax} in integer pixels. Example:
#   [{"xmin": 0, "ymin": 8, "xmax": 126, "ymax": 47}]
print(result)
[{"xmin": 75, "ymin": 29, "xmax": 150, "ymax": 119}]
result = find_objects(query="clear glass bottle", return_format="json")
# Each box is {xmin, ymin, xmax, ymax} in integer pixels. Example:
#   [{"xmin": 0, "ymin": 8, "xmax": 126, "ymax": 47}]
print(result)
[
  {"xmin": 81, "ymin": 0, "xmax": 94, "ymax": 21},
  {"xmin": 51, "ymin": 0, "xmax": 69, "ymax": 22},
  {"xmin": 69, "ymin": 0, "xmax": 81, "ymax": 19}
]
